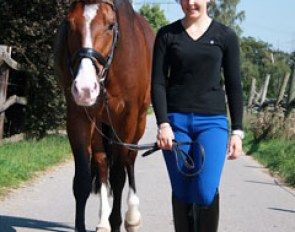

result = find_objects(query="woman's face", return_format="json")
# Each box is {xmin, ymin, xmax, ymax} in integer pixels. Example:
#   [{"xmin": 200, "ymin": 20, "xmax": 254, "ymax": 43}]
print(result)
[{"xmin": 180, "ymin": 0, "xmax": 209, "ymax": 19}]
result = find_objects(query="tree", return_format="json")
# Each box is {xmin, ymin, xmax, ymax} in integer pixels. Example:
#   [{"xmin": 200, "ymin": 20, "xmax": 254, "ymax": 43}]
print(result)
[
  {"xmin": 209, "ymin": 0, "xmax": 245, "ymax": 35},
  {"xmin": 0, "ymin": 0, "xmax": 71, "ymax": 137},
  {"xmin": 240, "ymin": 37, "xmax": 291, "ymax": 100},
  {"xmin": 139, "ymin": 4, "xmax": 169, "ymax": 33},
  {"xmin": 240, "ymin": 37, "xmax": 271, "ymax": 98}
]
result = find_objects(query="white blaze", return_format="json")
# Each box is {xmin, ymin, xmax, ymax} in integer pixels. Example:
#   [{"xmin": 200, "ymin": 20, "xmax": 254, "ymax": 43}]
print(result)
[
  {"xmin": 83, "ymin": 4, "xmax": 99, "ymax": 48},
  {"xmin": 71, "ymin": 4, "xmax": 100, "ymax": 106}
]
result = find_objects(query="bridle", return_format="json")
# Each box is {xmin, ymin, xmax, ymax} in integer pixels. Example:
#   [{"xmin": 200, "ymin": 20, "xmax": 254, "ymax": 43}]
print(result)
[
  {"xmin": 67, "ymin": 22, "xmax": 119, "ymax": 85},
  {"xmin": 65, "ymin": 1, "xmax": 205, "ymax": 177}
]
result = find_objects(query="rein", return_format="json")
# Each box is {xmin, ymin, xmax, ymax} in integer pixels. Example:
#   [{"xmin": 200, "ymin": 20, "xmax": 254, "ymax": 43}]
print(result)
[
  {"xmin": 84, "ymin": 87, "xmax": 206, "ymax": 177},
  {"xmin": 66, "ymin": 1, "xmax": 205, "ymax": 177}
]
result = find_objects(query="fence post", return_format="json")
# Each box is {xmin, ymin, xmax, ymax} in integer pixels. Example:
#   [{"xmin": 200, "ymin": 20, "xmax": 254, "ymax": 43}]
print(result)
[
  {"xmin": 247, "ymin": 78, "xmax": 256, "ymax": 110},
  {"xmin": 287, "ymin": 64, "xmax": 295, "ymax": 106},
  {"xmin": 0, "ymin": 46, "xmax": 11, "ymax": 140},
  {"xmin": 260, "ymin": 74, "xmax": 271, "ymax": 106},
  {"xmin": 276, "ymin": 72, "xmax": 290, "ymax": 107},
  {"xmin": 254, "ymin": 85, "xmax": 263, "ymax": 105}
]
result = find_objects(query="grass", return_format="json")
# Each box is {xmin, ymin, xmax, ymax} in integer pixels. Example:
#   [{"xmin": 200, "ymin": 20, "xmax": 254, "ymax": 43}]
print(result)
[
  {"xmin": 0, "ymin": 135, "xmax": 71, "ymax": 197},
  {"xmin": 243, "ymin": 129, "xmax": 295, "ymax": 187}
]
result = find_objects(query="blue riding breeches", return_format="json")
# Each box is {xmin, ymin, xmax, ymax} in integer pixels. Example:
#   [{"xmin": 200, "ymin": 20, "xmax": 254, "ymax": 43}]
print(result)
[{"xmin": 163, "ymin": 113, "xmax": 228, "ymax": 206}]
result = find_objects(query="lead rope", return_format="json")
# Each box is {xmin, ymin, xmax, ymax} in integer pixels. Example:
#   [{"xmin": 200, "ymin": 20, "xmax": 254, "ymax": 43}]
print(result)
[
  {"xmin": 84, "ymin": 95, "xmax": 205, "ymax": 177},
  {"xmin": 83, "ymin": 57, "xmax": 205, "ymax": 177},
  {"xmin": 172, "ymin": 140, "xmax": 205, "ymax": 177}
]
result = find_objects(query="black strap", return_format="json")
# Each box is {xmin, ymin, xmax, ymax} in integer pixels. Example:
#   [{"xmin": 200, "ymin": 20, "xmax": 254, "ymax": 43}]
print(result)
[
  {"xmin": 75, "ymin": 47, "xmax": 107, "ymax": 66},
  {"xmin": 142, "ymin": 140, "xmax": 205, "ymax": 177}
]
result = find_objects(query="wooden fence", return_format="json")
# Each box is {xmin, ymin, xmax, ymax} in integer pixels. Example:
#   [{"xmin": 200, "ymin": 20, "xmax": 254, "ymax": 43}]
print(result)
[
  {"xmin": 0, "ymin": 45, "xmax": 27, "ymax": 141},
  {"xmin": 246, "ymin": 65, "xmax": 295, "ymax": 138},
  {"xmin": 247, "ymin": 67, "xmax": 295, "ymax": 111}
]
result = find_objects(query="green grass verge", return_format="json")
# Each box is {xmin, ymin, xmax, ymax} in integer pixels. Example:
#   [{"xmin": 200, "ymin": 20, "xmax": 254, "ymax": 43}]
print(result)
[
  {"xmin": 0, "ymin": 135, "xmax": 71, "ymax": 197},
  {"xmin": 243, "ymin": 130, "xmax": 295, "ymax": 187}
]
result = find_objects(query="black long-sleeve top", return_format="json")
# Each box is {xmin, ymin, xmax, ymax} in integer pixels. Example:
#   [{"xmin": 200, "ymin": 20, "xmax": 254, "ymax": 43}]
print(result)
[{"xmin": 151, "ymin": 20, "xmax": 243, "ymax": 130}]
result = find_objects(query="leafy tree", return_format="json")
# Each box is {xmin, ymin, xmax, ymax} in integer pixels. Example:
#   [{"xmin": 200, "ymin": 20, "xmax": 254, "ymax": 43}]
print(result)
[
  {"xmin": 209, "ymin": 0, "xmax": 245, "ymax": 35},
  {"xmin": 139, "ymin": 4, "xmax": 169, "ymax": 32},
  {"xmin": 240, "ymin": 37, "xmax": 291, "ymax": 100},
  {"xmin": 240, "ymin": 37, "xmax": 271, "ymax": 97},
  {"xmin": 0, "ymin": 0, "xmax": 71, "ymax": 137}
]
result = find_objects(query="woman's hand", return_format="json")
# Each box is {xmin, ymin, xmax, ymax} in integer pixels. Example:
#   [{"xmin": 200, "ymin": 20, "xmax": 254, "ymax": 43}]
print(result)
[
  {"xmin": 227, "ymin": 135, "xmax": 243, "ymax": 160},
  {"xmin": 156, "ymin": 123, "xmax": 175, "ymax": 150}
]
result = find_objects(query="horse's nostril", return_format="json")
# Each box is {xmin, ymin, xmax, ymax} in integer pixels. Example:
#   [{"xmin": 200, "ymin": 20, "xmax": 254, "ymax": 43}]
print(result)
[
  {"xmin": 93, "ymin": 82, "xmax": 100, "ymax": 93},
  {"xmin": 72, "ymin": 81, "xmax": 79, "ymax": 95},
  {"xmin": 94, "ymin": 82, "xmax": 98, "ymax": 90}
]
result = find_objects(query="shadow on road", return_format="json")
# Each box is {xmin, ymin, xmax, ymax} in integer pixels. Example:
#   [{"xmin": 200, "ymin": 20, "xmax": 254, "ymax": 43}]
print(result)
[
  {"xmin": 244, "ymin": 165, "xmax": 264, "ymax": 169},
  {"xmin": 269, "ymin": 207, "xmax": 295, "ymax": 214},
  {"xmin": 245, "ymin": 180, "xmax": 278, "ymax": 186},
  {"xmin": 0, "ymin": 215, "xmax": 75, "ymax": 232}
]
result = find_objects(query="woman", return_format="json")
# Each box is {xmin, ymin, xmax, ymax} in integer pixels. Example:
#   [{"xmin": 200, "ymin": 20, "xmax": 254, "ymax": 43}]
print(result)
[{"xmin": 151, "ymin": 0, "xmax": 244, "ymax": 231}]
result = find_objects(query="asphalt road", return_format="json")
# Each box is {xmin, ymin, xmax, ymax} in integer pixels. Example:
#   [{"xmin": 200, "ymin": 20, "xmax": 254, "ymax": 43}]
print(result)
[{"xmin": 1, "ymin": 114, "xmax": 295, "ymax": 232}]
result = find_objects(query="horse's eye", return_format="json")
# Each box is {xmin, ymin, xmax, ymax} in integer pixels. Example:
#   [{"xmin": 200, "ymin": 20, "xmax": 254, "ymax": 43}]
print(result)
[{"xmin": 108, "ymin": 24, "xmax": 114, "ymax": 30}]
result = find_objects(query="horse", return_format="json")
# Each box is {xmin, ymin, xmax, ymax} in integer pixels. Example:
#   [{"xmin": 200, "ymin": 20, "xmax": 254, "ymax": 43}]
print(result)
[{"xmin": 54, "ymin": 0, "xmax": 154, "ymax": 231}]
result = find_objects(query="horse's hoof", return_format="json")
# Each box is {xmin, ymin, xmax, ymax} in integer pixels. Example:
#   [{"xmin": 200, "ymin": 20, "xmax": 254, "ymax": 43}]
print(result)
[
  {"xmin": 75, "ymin": 228, "xmax": 87, "ymax": 232},
  {"xmin": 96, "ymin": 226, "xmax": 111, "ymax": 232},
  {"xmin": 124, "ymin": 217, "xmax": 143, "ymax": 232},
  {"xmin": 111, "ymin": 230, "xmax": 121, "ymax": 232}
]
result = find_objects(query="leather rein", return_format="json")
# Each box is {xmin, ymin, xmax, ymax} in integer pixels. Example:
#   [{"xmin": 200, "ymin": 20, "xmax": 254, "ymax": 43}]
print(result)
[{"xmin": 66, "ymin": 7, "xmax": 205, "ymax": 177}]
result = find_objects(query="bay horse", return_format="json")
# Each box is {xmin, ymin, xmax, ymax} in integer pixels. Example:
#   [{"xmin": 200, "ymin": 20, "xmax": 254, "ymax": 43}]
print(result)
[{"xmin": 54, "ymin": 0, "xmax": 154, "ymax": 231}]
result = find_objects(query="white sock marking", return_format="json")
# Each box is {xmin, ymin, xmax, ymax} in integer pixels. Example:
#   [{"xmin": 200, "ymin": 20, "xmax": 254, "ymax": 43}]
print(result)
[
  {"xmin": 97, "ymin": 183, "xmax": 111, "ymax": 230},
  {"xmin": 126, "ymin": 189, "xmax": 141, "ymax": 226}
]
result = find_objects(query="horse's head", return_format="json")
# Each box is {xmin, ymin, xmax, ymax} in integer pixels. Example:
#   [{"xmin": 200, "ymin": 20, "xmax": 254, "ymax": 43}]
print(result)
[{"xmin": 66, "ymin": 0, "xmax": 118, "ymax": 106}]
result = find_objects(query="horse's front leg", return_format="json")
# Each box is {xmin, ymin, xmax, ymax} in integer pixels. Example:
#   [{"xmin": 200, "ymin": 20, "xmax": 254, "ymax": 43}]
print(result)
[
  {"xmin": 109, "ymin": 154, "xmax": 126, "ymax": 232},
  {"xmin": 67, "ymin": 122, "xmax": 92, "ymax": 232},
  {"xmin": 73, "ymin": 151, "xmax": 92, "ymax": 232},
  {"xmin": 124, "ymin": 153, "xmax": 142, "ymax": 232},
  {"xmin": 67, "ymin": 106, "xmax": 91, "ymax": 232}
]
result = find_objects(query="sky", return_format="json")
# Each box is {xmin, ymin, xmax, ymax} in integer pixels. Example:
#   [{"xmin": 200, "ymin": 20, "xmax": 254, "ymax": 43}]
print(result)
[{"xmin": 133, "ymin": 0, "xmax": 295, "ymax": 53}]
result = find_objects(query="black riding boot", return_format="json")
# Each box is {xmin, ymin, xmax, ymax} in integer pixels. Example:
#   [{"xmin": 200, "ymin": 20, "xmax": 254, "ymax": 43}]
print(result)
[
  {"xmin": 197, "ymin": 192, "xmax": 220, "ymax": 232},
  {"xmin": 172, "ymin": 195, "xmax": 192, "ymax": 232},
  {"xmin": 172, "ymin": 193, "xmax": 219, "ymax": 232}
]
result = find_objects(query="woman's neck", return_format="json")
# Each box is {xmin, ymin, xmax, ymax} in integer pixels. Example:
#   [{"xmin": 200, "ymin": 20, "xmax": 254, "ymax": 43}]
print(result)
[
  {"xmin": 181, "ymin": 15, "xmax": 212, "ymax": 41},
  {"xmin": 182, "ymin": 14, "xmax": 212, "ymax": 30}
]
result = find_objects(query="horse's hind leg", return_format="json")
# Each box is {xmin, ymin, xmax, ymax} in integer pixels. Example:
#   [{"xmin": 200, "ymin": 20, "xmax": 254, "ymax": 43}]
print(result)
[
  {"xmin": 92, "ymin": 124, "xmax": 112, "ymax": 232},
  {"xmin": 124, "ymin": 161, "xmax": 142, "ymax": 232},
  {"xmin": 92, "ymin": 151, "xmax": 112, "ymax": 232}
]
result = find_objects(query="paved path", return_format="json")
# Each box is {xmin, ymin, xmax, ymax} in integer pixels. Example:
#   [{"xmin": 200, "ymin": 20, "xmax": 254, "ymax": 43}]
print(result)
[{"xmin": 1, "ymin": 115, "xmax": 295, "ymax": 232}]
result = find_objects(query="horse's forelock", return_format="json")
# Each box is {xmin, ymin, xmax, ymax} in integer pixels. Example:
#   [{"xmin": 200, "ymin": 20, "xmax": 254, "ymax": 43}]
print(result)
[{"xmin": 84, "ymin": 0, "xmax": 114, "ymax": 5}]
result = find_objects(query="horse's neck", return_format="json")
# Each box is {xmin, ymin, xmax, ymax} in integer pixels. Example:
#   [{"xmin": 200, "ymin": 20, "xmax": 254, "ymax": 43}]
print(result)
[
  {"xmin": 114, "ymin": 0, "xmax": 134, "ymax": 20},
  {"xmin": 115, "ymin": 0, "xmax": 137, "ymax": 39}
]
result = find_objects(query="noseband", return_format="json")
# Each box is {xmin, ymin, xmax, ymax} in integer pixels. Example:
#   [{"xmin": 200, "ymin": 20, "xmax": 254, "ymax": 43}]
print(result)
[
  {"xmin": 66, "ymin": 4, "xmax": 205, "ymax": 178},
  {"xmin": 67, "ymin": 23, "xmax": 119, "ymax": 84}
]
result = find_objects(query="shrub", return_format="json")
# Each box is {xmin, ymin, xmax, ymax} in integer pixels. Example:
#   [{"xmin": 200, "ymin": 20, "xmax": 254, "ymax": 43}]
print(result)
[{"xmin": 0, "ymin": 0, "xmax": 73, "ymax": 137}]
